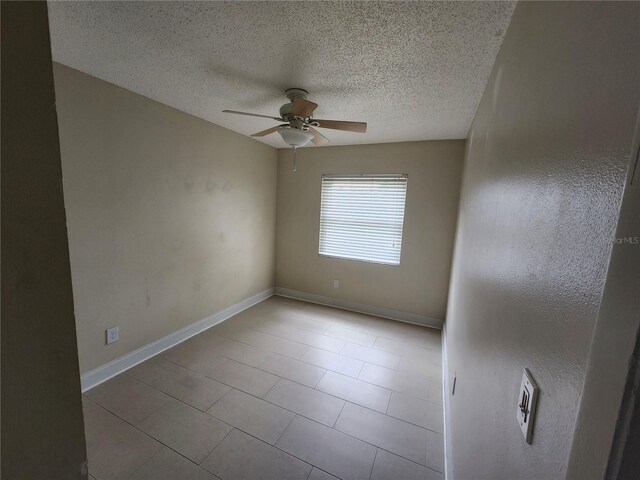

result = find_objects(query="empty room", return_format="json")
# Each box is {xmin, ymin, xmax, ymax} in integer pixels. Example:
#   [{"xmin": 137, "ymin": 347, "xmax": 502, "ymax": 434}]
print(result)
[{"xmin": 2, "ymin": 1, "xmax": 640, "ymax": 480}]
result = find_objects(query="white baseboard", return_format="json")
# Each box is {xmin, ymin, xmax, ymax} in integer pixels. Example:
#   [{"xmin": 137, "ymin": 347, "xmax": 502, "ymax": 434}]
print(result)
[
  {"xmin": 80, "ymin": 288, "xmax": 274, "ymax": 392},
  {"xmin": 442, "ymin": 322, "xmax": 454, "ymax": 480},
  {"xmin": 275, "ymin": 287, "xmax": 442, "ymax": 329}
]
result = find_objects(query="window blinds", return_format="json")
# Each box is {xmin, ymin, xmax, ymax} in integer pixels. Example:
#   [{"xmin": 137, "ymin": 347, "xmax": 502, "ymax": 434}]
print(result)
[{"xmin": 319, "ymin": 174, "xmax": 408, "ymax": 266}]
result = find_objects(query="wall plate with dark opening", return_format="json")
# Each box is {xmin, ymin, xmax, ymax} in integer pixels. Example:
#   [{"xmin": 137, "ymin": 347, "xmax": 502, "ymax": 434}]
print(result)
[{"xmin": 517, "ymin": 368, "xmax": 539, "ymax": 444}]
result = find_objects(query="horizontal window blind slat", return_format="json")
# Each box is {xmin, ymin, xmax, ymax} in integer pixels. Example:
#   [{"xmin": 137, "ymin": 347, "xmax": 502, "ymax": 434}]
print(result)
[{"xmin": 318, "ymin": 175, "xmax": 407, "ymax": 266}]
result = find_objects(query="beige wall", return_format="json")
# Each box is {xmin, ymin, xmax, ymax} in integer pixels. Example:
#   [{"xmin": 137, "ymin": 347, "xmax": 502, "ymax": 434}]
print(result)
[
  {"xmin": 2, "ymin": 3, "xmax": 87, "ymax": 478},
  {"xmin": 275, "ymin": 141, "xmax": 464, "ymax": 320},
  {"xmin": 53, "ymin": 64, "xmax": 278, "ymax": 374},
  {"xmin": 444, "ymin": 2, "xmax": 640, "ymax": 479}
]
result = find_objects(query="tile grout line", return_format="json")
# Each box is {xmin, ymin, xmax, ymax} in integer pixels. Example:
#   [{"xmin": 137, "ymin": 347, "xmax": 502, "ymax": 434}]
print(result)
[
  {"xmin": 274, "ymin": 413, "xmax": 296, "ymax": 446},
  {"xmin": 313, "ymin": 369, "xmax": 329, "ymax": 389},
  {"xmin": 119, "ymin": 436, "xmax": 166, "ymax": 479},
  {"xmin": 261, "ymin": 376, "xmax": 281, "ymax": 399},
  {"xmin": 332, "ymin": 400, "xmax": 348, "ymax": 429},
  {"xmin": 198, "ymin": 425, "xmax": 234, "ymax": 467},
  {"xmin": 384, "ymin": 390, "xmax": 392, "ymax": 415},
  {"xmin": 369, "ymin": 448, "xmax": 379, "ymax": 480}
]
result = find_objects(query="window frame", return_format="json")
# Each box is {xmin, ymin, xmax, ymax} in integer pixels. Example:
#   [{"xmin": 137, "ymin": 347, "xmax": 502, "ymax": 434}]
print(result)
[{"xmin": 317, "ymin": 173, "xmax": 408, "ymax": 267}]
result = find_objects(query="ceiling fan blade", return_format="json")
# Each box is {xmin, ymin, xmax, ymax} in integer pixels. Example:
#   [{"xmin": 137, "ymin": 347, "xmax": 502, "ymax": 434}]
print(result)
[
  {"xmin": 251, "ymin": 125, "xmax": 282, "ymax": 137},
  {"xmin": 314, "ymin": 119, "xmax": 367, "ymax": 133},
  {"xmin": 223, "ymin": 109, "xmax": 283, "ymax": 121},
  {"xmin": 309, "ymin": 127, "xmax": 329, "ymax": 145},
  {"xmin": 292, "ymin": 97, "xmax": 318, "ymax": 117}
]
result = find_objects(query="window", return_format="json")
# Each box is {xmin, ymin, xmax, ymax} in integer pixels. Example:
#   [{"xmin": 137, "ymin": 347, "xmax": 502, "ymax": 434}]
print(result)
[{"xmin": 319, "ymin": 174, "xmax": 408, "ymax": 266}]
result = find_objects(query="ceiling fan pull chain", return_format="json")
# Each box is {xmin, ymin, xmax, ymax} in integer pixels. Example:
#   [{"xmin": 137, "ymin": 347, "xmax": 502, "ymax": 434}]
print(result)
[{"xmin": 292, "ymin": 146, "xmax": 298, "ymax": 172}]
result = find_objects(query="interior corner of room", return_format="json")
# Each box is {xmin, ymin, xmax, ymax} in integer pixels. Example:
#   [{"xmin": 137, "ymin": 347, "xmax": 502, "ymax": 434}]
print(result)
[{"xmin": 3, "ymin": 1, "xmax": 640, "ymax": 480}]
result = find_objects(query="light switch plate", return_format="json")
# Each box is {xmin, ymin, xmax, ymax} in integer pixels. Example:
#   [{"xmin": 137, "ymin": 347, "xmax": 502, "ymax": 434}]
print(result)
[
  {"xmin": 517, "ymin": 368, "xmax": 538, "ymax": 444},
  {"xmin": 106, "ymin": 326, "xmax": 119, "ymax": 345}
]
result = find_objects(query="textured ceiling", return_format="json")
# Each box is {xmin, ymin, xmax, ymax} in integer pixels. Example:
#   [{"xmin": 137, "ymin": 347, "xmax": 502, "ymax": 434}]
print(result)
[{"xmin": 48, "ymin": 1, "xmax": 515, "ymax": 148}]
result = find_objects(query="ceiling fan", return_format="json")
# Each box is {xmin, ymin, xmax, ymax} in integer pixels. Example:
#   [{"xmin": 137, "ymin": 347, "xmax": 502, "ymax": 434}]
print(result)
[{"xmin": 223, "ymin": 88, "xmax": 367, "ymax": 150}]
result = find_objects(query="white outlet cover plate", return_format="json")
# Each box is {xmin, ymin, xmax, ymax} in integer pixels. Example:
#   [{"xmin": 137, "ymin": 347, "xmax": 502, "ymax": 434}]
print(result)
[
  {"xmin": 106, "ymin": 326, "xmax": 119, "ymax": 344},
  {"xmin": 517, "ymin": 368, "xmax": 538, "ymax": 444}
]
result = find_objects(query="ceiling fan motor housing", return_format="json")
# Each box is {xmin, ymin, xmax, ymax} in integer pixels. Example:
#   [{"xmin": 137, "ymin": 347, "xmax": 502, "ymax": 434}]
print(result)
[{"xmin": 280, "ymin": 88, "xmax": 310, "ymax": 120}]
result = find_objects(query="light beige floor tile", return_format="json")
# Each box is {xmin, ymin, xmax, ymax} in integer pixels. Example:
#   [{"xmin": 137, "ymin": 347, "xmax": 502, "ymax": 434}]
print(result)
[
  {"xmin": 353, "ymin": 317, "xmax": 408, "ymax": 342},
  {"xmin": 396, "ymin": 355, "xmax": 443, "ymax": 382},
  {"xmin": 371, "ymin": 449, "xmax": 443, "ymax": 480},
  {"xmin": 340, "ymin": 342, "xmax": 400, "ymax": 369},
  {"xmin": 216, "ymin": 327, "xmax": 309, "ymax": 359},
  {"xmin": 268, "ymin": 313, "xmax": 331, "ymax": 335},
  {"xmin": 301, "ymin": 347, "xmax": 364, "ymax": 378},
  {"xmin": 213, "ymin": 337, "xmax": 270, "ymax": 367},
  {"xmin": 276, "ymin": 416, "xmax": 377, "ymax": 480},
  {"xmin": 84, "ymin": 298, "xmax": 444, "ymax": 479},
  {"xmin": 359, "ymin": 363, "xmax": 430, "ymax": 400},
  {"xmin": 207, "ymin": 389, "xmax": 294, "ymax": 444},
  {"xmin": 387, "ymin": 392, "xmax": 444, "ymax": 432},
  {"xmin": 85, "ymin": 374, "xmax": 172, "ymax": 424},
  {"xmin": 160, "ymin": 341, "xmax": 227, "ymax": 378},
  {"xmin": 83, "ymin": 399, "xmax": 162, "ymax": 480},
  {"xmin": 210, "ymin": 320, "xmax": 246, "ymax": 337},
  {"xmin": 307, "ymin": 468, "xmax": 339, "ymax": 480},
  {"xmin": 316, "ymin": 371, "xmax": 391, "ymax": 413},
  {"xmin": 335, "ymin": 403, "xmax": 427, "ymax": 465},
  {"xmin": 201, "ymin": 428, "xmax": 311, "ymax": 480},
  {"xmin": 137, "ymin": 399, "xmax": 231, "ymax": 463},
  {"xmin": 259, "ymin": 353, "xmax": 326, "ymax": 387},
  {"xmin": 427, "ymin": 430, "xmax": 445, "ymax": 473},
  {"xmin": 282, "ymin": 305, "xmax": 344, "ymax": 327},
  {"xmin": 373, "ymin": 337, "xmax": 442, "ymax": 365},
  {"xmin": 323, "ymin": 325, "xmax": 377, "ymax": 347},
  {"xmin": 128, "ymin": 357, "xmax": 230, "ymax": 411},
  {"xmin": 207, "ymin": 357, "xmax": 279, "ymax": 397},
  {"xmin": 260, "ymin": 323, "xmax": 347, "ymax": 353},
  {"xmin": 129, "ymin": 447, "xmax": 219, "ymax": 480},
  {"xmin": 264, "ymin": 379, "xmax": 345, "ymax": 427}
]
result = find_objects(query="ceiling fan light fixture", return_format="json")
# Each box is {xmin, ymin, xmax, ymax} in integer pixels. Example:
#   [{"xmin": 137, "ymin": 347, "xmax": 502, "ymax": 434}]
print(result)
[{"xmin": 278, "ymin": 126, "xmax": 314, "ymax": 148}]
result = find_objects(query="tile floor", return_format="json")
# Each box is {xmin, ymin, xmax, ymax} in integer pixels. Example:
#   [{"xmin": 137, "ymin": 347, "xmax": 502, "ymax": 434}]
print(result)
[{"xmin": 83, "ymin": 296, "xmax": 445, "ymax": 480}]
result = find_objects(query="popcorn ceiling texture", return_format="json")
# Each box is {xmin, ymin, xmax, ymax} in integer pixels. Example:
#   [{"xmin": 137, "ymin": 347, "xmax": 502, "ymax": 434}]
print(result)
[{"xmin": 48, "ymin": 1, "xmax": 515, "ymax": 148}]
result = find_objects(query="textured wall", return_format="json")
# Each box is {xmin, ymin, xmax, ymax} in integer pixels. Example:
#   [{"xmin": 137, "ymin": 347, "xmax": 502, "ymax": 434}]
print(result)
[
  {"xmin": 1, "ymin": 3, "xmax": 87, "ymax": 478},
  {"xmin": 275, "ymin": 141, "xmax": 464, "ymax": 320},
  {"xmin": 566, "ymin": 115, "xmax": 640, "ymax": 479},
  {"xmin": 53, "ymin": 64, "xmax": 278, "ymax": 374},
  {"xmin": 444, "ymin": 2, "xmax": 640, "ymax": 479}
]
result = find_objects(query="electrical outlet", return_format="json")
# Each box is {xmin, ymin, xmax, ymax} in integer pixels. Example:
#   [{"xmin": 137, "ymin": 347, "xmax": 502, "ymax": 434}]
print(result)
[
  {"xmin": 333, "ymin": 279, "xmax": 340, "ymax": 289},
  {"xmin": 106, "ymin": 326, "xmax": 119, "ymax": 345}
]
